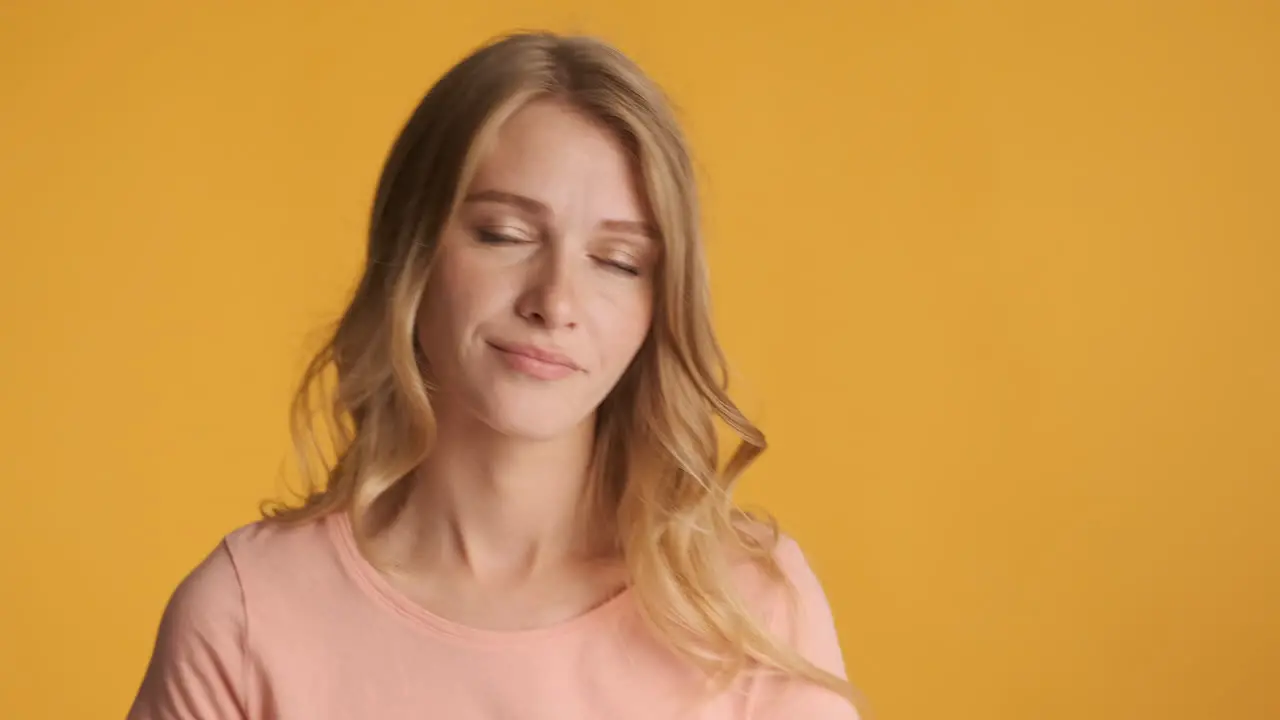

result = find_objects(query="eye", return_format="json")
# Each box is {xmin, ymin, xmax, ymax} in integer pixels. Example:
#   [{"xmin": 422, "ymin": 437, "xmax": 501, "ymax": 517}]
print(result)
[
  {"xmin": 596, "ymin": 256, "xmax": 642, "ymax": 277},
  {"xmin": 475, "ymin": 228, "xmax": 527, "ymax": 245}
]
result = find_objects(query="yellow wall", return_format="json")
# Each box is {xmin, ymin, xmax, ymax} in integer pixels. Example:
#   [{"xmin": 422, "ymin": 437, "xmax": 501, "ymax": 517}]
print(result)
[{"xmin": 2, "ymin": 2, "xmax": 1277, "ymax": 718}]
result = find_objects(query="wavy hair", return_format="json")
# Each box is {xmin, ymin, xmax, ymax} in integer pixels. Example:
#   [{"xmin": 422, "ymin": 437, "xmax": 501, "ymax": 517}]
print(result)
[{"xmin": 264, "ymin": 30, "xmax": 851, "ymax": 703}]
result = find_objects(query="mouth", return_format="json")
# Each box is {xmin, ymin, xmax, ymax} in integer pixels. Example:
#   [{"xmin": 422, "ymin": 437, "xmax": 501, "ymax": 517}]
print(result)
[{"xmin": 487, "ymin": 340, "xmax": 582, "ymax": 379}]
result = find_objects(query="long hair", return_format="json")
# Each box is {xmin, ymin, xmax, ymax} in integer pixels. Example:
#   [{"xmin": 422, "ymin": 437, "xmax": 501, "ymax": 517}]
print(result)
[{"xmin": 264, "ymin": 30, "xmax": 852, "ymax": 702}]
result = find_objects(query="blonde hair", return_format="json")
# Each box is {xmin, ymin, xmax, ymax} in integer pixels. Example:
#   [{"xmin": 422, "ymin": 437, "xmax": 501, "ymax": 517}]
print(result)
[{"xmin": 265, "ymin": 31, "xmax": 852, "ymax": 703}]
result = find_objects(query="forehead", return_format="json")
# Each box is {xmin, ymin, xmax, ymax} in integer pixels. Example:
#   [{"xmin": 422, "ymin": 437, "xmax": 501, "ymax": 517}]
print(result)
[{"xmin": 466, "ymin": 99, "xmax": 649, "ymax": 224}]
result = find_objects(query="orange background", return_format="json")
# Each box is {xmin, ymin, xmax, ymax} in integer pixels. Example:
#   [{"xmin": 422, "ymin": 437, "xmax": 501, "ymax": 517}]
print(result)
[{"xmin": 2, "ymin": 2, "xmax": 1277, "ymax": 718}]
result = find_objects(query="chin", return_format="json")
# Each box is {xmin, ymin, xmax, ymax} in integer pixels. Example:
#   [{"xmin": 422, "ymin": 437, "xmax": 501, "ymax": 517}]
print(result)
[{"xmin": 473, "ymin": 394, "xmax": 594, "ymax": 442}]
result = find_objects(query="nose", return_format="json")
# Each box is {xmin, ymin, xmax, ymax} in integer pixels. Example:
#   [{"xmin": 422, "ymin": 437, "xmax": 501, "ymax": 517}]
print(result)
[{"xmin": 516, "ymin": 247, "xmax": 580, "ymax": 330}]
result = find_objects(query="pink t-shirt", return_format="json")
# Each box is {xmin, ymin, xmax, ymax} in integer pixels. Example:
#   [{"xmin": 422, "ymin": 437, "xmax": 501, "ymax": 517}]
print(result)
[{"xmin": 127, "ymin": 512, "xmax": 857, "ymax": 719}]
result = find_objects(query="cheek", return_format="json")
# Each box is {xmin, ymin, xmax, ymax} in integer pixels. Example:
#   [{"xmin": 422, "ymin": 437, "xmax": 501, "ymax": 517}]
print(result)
[
  {"xmin": 432, "ymin": 237, "xmax": 511, "ymax": 311},
  {"xmin": 593, "ymin": 291, "xmax": 653, "ymax": 369},
  {"xmin": 419, "ymin": 247, "xmax": 494, "ymax": 352}
]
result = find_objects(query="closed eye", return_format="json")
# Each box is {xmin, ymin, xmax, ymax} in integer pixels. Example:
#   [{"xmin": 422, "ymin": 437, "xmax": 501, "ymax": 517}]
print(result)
[
  {"xmin": 597, "ymin": 257, "xmax": 642, "ymax": 277},
  {"xmin": 475, "ymin": 228, "xmax": 528, "ymax": 245}
]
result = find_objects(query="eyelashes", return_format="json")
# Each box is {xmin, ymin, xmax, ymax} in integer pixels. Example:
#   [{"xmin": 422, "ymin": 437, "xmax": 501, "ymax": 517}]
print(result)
[
  {"xmin": 472, "ymin": 227, "xmax": 643, "ymax": 277},
  {"xmin": 604, "ymin": 258, "xmax": 641, "ymax": 276},
  {"xmin": 475, "ymin": 228, "xmax": 525, "ymax": 245}
]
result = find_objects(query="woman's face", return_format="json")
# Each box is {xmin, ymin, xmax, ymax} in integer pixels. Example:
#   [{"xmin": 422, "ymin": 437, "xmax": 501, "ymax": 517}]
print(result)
[{"xmin": 417, "ymin": 98, "xmax": 658, "ymax": 441}]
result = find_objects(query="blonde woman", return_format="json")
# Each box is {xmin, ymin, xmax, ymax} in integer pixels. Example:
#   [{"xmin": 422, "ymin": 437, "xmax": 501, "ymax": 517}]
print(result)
[{"xmin": 129, "ymin": 32, "xmax": 859, "ymax": 720}]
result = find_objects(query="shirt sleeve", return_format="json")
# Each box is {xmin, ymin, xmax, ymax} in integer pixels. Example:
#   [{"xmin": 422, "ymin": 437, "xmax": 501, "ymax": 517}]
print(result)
[
  {"xmin": 747, "ymin": 536, "xmax": 860, "ymax": 720},
  {"xmin": 127, "ymin": 540, "xmax": 249, "ymax": 720}
]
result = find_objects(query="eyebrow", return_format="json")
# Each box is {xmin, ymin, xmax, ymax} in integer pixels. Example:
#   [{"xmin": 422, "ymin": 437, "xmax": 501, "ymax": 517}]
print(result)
[{"xmin": 463, "ymin": 189, "xmax": 658, "ymax": 240}]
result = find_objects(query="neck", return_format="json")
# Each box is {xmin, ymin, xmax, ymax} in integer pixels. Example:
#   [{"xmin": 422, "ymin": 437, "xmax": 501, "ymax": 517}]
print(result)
[{"xmin": 390, "ymin": 404, "xmax": 603, "ymax": 581}]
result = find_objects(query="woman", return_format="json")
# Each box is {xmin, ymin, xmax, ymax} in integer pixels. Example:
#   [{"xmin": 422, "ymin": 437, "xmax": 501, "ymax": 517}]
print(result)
[{"xmin": 129, "ymin": 31, "xmax": 859, "ymax": 719}]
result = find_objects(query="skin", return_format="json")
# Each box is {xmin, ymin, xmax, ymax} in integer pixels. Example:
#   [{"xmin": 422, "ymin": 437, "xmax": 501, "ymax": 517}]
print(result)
[{"xmin": 371, "ymin": 98, "xmax": 658, "ymax": 631}]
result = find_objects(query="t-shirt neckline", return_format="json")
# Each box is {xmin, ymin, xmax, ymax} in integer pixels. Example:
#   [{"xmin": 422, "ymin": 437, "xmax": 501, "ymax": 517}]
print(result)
[{"xmin": 326, "ymin": 509, "xmax": 635, "ymax": 646}]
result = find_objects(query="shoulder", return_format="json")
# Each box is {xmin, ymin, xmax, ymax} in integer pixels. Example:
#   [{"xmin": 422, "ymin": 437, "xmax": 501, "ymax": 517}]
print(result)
[
  {"xmin": 730, "ymin": 521, "xmax": 831, "ymax": 615},
  {"xmin": 768, "ymin": 534, "xmax": 835, "ymax": 631},
  {"xmin": 766, "ymin": 532, "xmax": 824, "ymax": 592},
  {"xmin": 213, "ymin": 514, "xmax": 357, "ymax": 624},
  {"xmin": 156, "ymin": 535, "xmax": 246, "ymax": 641},
  {"xmin": 128, "ymin": 516, "xmax": 341, "ymax": 718},
  {"xmin": 150, "ymin": 516, "xmax": 337, "ymax": 648},
  {"xmin": 735, "ymin": 530, "xmax": 840, "ymax": 643},
  {"xmin": 129, "ymin": 537, "xmax": 248, "ymax": 718},
  {"xmin": 764, "ymin": 534, "xmax": 845, "ymax": 670},
  {"xmin": 730, "ymin": 528, "xmax": 858, "ymax": 718},
  {"xmin": 221, "ymin": 514, "xmax": 336, "ymax": 574}
]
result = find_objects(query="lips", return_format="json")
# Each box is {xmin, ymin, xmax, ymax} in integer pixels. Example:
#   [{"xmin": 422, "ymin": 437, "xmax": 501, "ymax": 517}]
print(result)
[{"xmin": 488, "ymin": 340, "xmax": 582, "ymax": 380}]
